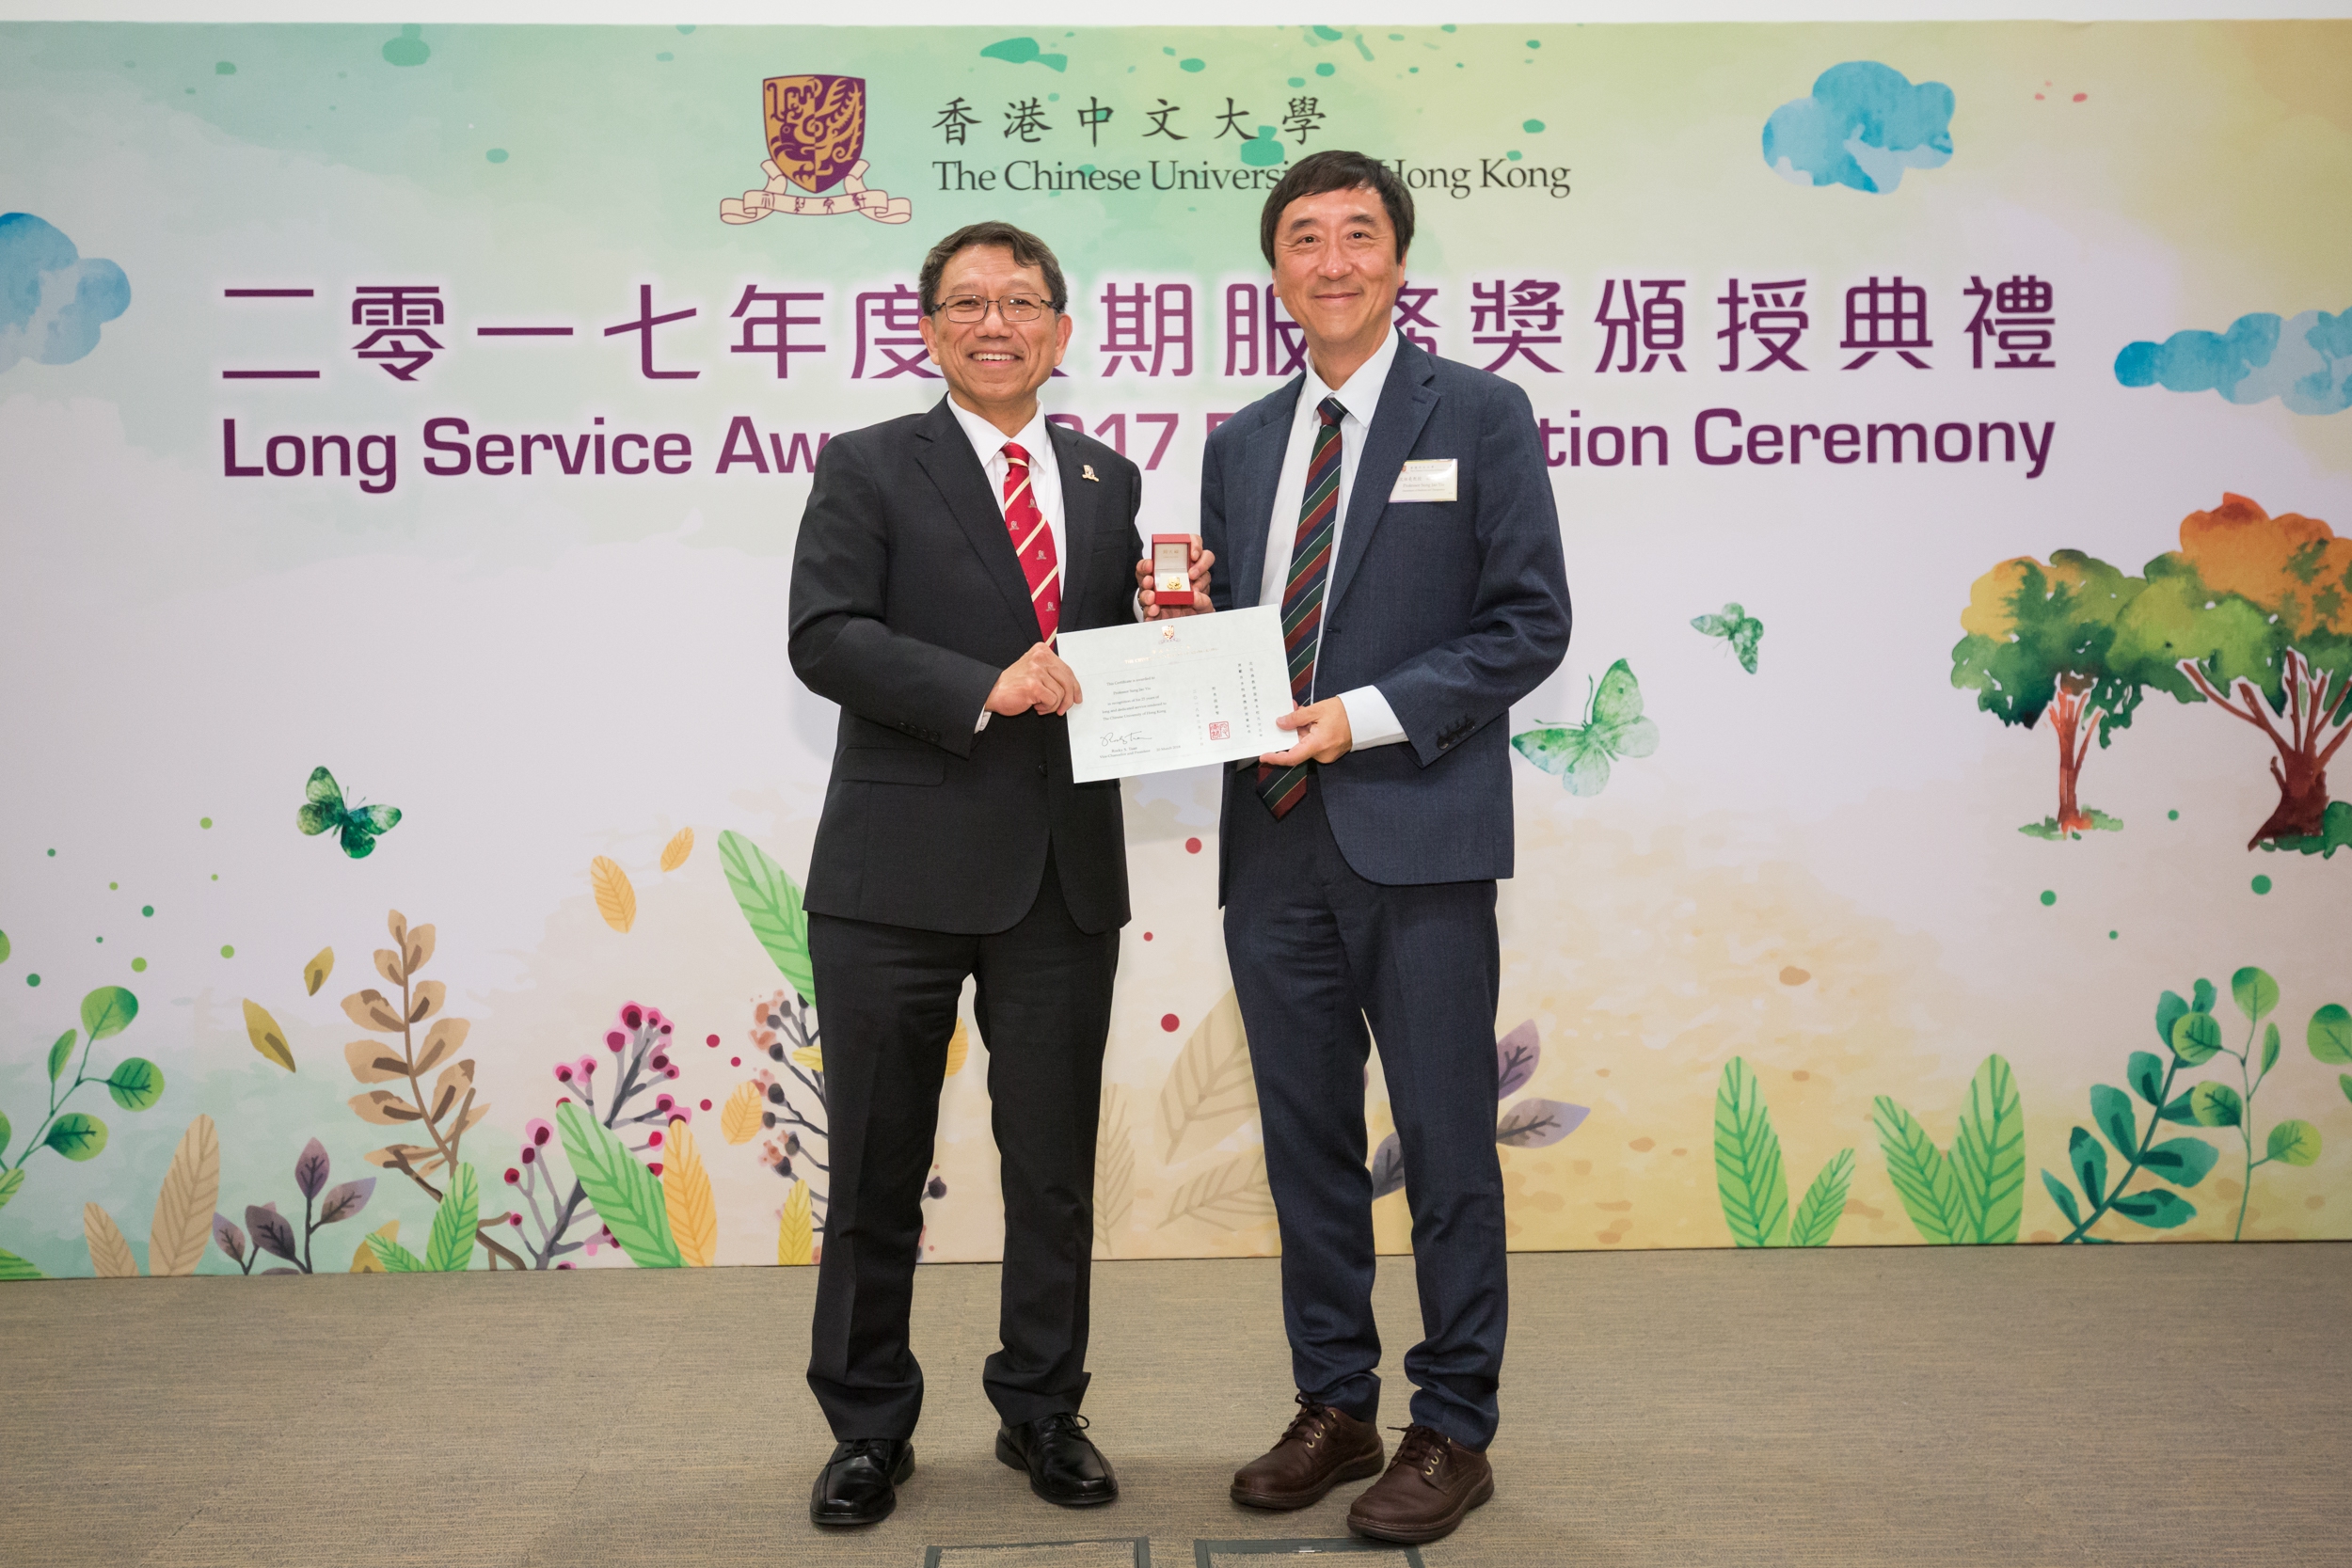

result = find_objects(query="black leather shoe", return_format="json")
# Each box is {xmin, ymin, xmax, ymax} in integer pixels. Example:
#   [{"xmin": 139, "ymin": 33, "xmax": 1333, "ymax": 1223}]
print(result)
[
  {"xmin": 995, "ymin": 1412, "xmax": 1119, "ymax": 1506},
  {"xmin": 810, "ymin": 1437, "xmax": 914, "ymax": 1527}
]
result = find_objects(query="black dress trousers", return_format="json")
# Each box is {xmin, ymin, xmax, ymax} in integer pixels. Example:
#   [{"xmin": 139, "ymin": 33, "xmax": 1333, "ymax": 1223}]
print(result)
[{"xmin": 805, "ymin": 854, "xmax": 1118, "ymax": 1440}]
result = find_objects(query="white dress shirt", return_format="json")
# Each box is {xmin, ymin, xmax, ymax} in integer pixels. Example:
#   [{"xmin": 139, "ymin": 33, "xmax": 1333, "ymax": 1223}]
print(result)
[
  {"xmin": 948, "ymin": 397, "xmax": 1068, "ymax": 734},
  {"xmin": 1258, "ymin": 325, "xmax": 1408, "ymax": 749}
]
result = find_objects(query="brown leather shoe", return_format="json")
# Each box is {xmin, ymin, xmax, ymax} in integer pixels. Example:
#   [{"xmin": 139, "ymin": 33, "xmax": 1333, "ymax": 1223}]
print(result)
[
  {"xmin": 1345, "ymin": 1424, "xmax": 1494, "ymax": 1544},
  {"xmin": 1230, "ymin": 1393, "xmax": 1386, "ymax": 1510}
]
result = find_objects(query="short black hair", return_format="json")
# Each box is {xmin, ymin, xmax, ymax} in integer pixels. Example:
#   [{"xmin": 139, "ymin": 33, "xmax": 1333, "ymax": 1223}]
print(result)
[
  {"xmin": 1259, "ymin": 150, "xmax": 1415, "ymax": 268},
  {"xmin": 916, "ymin": 221, "xmax": 1069, "ymax": 315}
]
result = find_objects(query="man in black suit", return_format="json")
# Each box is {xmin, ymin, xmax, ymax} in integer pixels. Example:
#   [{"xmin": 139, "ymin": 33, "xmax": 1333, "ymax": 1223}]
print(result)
[
  {"xmin": 788, "ymin": 221, "xmax": 1197, "ymax": 1527},
  {"xmin": 1184, "ymin": 152, "xmax": 1572, "ymax": 1545}
]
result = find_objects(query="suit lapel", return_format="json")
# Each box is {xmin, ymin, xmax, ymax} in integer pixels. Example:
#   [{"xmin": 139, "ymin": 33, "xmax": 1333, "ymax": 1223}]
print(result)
[
  {"xmin": 1046, "ymin": 420, "xmax": 1096, "ymax": 615},
  {"xmin": 913, "ymin": 397, "xmax": 1038, "ymax": 641},
  {"xmin": 1232, "ymin": 378, "xmax": 1304, "ymax": 610},
  {"xmin": 1327, "ymin": 340, "xmax": 1438, "ymax": 615}
]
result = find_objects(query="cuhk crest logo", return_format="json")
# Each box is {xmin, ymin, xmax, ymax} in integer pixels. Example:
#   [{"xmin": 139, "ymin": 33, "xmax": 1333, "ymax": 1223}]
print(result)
[{"xmin": 721, "ymin": 74, "xmax": 912, "ymax": 225}]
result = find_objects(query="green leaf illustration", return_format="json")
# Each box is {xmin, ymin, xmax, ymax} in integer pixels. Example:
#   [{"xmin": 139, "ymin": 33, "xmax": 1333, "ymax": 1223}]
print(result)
[
  {"xmin": 2140, "ymin": 1137, "xmax": 2219, "ymax": 1188},
  {"xmin": 2090, "ymin": 1084, "xmax": 2137, "ymax": 1160},
  {"xmin": 2308, "ymin": 1004, "xmax": 2352, "ymax": 1065},
  {"xmin": 2110, "ymin": 1188, "xmax": 2195, "ymax": 1228},
  {"xmin": 2190, "ymin": 1082, "xmax": 2243, "ymax": 1129},
  {"xmin": 2265, "ymin": 1120, "xmax": 2321, "ymax": 1167},
  {"xmin": 2192, "ymin": 978, "xmax": 2217, "ymax": 1015},
  {"xmin": 45, "ymin": 1113, "xmax": 107, "ymax": 1162},
  {"xmin": 2260, "ymin": 1022, "xmax": 2280, "ymax": 1074},
  {"xmin": 0, "ymin": 929, "xmax": 8, "ymax": 964},
  {"xmin": 1871, "ymin": 1097, "xmax": 1963, "ymax": 1245},
  {"xmin": 555, "ymin": 1100, "xmax": 683, "ymax": 1268},
  {"xmin": 46, "ymin": 1030, "xmax": 75, "ymax": 1084},
  {"xmin": 1713, "ymin": 1059, "xmax": 1789, "ymax": 1247},
  {"xmin": 1952, "ymin": 1055, "xmax": 2025, "ymax": 1243},
  {"xmin": 0, "ymin": 1167, "xmax": 23, "ymax": 1212},
  {"xmin": 2126, "ymin": 1051, "xmax": 2165, "ymax": 1105},
  {"xmin": 2231, "ymin": 966, "xmax": 2280, "ymax": 1024},
  {"xmin": 0, "ymin": 1109, "xmax": 10, "ymax": 1161},
  {"xmin": 366, "ymin": 1233, "xmax": 428, "ymax": 1272},
  {"xmin": 2341, "ymin": 1073, "xmax": 2352, "ymax": 1107},
  {"xmin": 2069, "ymin": 1126, "xmax": 2108, "ymax": 1208},
  {"xmin": 2170, "ymin": 1012, "xmax": 2223, "ymax": 1066},
  {"xmin": 2042, "ymin": 1169, "xmax": 2081, "ymax": 1226},
  {"xmin": 2154, "ymin": 990, "xmax": 2189, "ymax": 1051},
  {"xmin": 718, "ymin": 830, "xmax": 816, "ymax": 1007},
  {"xmin": 425, "ymin": 1163, "xmax": 480, "ymax": 1273},
  {"xmin": 79, "ymin": 986, "xmax": 138, "ymax": 1042},
  {"xmin": 0, "ymin": 1245, "xmax": 43, "ymax": 1280},
  {"xmin": 2157, "ymin": 1089, "xmax": 2199, "ymax": 1125},
  {"xmin": 1788, "ymin": 1148, "xmax": 1854, "ymax": 1247},
  {"xmin": 104, "ymin": 1057, "xmax": 165, "ymax": 1112}
]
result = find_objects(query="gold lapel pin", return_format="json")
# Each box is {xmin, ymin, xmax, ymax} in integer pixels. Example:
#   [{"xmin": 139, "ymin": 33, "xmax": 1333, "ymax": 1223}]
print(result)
[{"xmin": 1081, "ymin": 464, "xmax": 1099, "ymax": 482}]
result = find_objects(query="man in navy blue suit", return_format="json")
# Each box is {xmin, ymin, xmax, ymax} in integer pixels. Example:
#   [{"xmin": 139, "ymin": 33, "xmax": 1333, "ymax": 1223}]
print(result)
[{"xmin": 1168, "ymin": 150, "xmax": 1571, "ymax": 1545}]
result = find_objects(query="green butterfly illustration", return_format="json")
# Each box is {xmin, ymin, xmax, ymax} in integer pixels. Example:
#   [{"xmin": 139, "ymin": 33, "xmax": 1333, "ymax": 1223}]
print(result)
[
  {"xmin": 1512, "ymin": 659, "xmax": 1659, "ymax": 798},
  {"xmin": 1692, "ymin": 602, "xmax": 1764, "ymax": 673},
  {"xmin": 297, "ymin": 767, "xmax": 402, "ymax": 859}
]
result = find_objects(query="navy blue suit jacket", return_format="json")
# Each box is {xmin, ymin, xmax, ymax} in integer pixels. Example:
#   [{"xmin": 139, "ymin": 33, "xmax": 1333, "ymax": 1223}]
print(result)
[{"xmin": 1201, "ymin": 336, "xmax": 1572, "ymax": 896}]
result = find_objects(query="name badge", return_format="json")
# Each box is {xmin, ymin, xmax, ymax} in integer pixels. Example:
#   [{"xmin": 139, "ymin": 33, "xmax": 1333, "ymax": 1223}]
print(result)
[{"xmin": 1390, "ymin": 458, "xmax": 1457, "ymax": 503}]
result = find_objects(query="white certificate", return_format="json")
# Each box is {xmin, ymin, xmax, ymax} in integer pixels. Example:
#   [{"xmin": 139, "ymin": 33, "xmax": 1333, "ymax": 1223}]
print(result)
[{"xmin": 1058, "ymin": 606, "xmax": 1293, "ymax": 783}]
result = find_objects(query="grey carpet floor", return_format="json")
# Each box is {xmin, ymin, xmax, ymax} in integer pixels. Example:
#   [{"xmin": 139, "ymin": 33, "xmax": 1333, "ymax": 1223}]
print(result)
[{"xmin": 1, "ymin": 1243, "xmax": 2344, "ymax": 1567}]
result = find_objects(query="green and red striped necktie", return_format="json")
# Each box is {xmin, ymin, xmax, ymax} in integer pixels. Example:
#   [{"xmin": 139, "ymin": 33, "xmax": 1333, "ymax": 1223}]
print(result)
[{"xmin": 1256, "ymin": 395, "xmax": 1346, "ymax": 818}]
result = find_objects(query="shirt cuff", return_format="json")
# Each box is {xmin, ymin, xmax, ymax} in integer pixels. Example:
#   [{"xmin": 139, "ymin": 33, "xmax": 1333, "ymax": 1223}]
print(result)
[
  {"xmin": 1337, "ymin": 685, "xmax": 1407, "ymax": 749},
  {"xmin": 976, "ymin": 708, "xmax": 992, "ymax": 733}
]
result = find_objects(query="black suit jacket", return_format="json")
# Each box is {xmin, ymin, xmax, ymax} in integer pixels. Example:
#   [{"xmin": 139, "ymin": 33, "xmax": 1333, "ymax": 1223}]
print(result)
[{"xmin": 788, "ymin": 398, "xmax": 1142, "ymax": 936}]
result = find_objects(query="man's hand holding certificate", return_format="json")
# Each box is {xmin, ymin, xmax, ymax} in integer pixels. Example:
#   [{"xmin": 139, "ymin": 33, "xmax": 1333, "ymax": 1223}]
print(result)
[{"xmin": 1057, "ymin": 607, "xmax": 1292, "ymax": 783}]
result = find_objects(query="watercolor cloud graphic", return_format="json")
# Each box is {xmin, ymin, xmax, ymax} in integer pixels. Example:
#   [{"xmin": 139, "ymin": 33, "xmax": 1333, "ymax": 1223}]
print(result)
[
  {"xmin": 1, "ymin": 213, "xmax": 131, "ymax": 372},
  {"xmin": 2115, "ymin": 310, "xmax": 2352, "ymax": 417},
  {"xmin": 1763, "ymin": 61, "xmax": 1954, "ymax": 195}
]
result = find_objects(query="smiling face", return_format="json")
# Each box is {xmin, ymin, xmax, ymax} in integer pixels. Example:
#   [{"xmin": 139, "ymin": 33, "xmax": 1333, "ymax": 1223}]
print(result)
[
  {"xmin": 918, "ymin": 243, "xmax": 1073, "ymax": 436},
  {"xmin": 1269, "ymin": 184, "xmax": 1407, "ymax": 385}
]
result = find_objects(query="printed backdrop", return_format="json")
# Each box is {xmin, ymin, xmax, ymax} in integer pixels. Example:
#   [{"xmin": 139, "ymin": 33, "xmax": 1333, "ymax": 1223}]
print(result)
[{"xmin": 3, "ymin": 21, "xmax": 2349, "ymax": 1280}]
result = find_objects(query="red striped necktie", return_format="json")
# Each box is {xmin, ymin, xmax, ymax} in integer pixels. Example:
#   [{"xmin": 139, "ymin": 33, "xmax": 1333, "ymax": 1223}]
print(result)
[
  {"xmin": 1255, "ymin": 395, "xmax": 1346, "ymax": 818},
  {"xmin": 1001, "ymin": 440, "xmax": 1059, "ymax": 645}
]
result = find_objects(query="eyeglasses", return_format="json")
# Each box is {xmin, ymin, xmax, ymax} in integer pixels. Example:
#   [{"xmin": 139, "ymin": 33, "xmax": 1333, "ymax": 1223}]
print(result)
[{"xmin": 932, "ymin": 293, "xmax": 1055, "ymax": 324}]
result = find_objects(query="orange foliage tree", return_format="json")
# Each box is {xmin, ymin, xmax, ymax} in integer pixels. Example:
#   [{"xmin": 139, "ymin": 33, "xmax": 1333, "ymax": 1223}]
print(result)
[{"xmin": 2115, "ymin": 495, "xmax": 2352, "ymax": 848}]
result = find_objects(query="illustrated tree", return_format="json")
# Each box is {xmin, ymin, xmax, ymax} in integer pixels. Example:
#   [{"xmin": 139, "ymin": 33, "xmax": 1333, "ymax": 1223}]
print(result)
[
  {"xmin": 2113, "ymin": 494, "xmax": 2352, "ymax": 849},
  {"xmin": 1952, "ymin": 551, "xmax": 2148, "ymax": 837}
]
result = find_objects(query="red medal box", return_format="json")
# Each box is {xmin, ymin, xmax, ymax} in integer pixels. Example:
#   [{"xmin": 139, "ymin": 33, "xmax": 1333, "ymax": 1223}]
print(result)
[{"xmin": 1151, "ymin": 533, "xmax": 1195, "ymax": 610}]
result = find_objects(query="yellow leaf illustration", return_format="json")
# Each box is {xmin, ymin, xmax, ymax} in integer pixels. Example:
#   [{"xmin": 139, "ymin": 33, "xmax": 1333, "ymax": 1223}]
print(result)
[
  {"xmin": 1156, "ymin": 990, "xmax": 1257, "ymax": 1162},
  {"xmin": 373, "ymin": 946, "xmax": 406, "ymax": 987},
  {"xmin": 243, "ymin": 999, "xmax": 296, "ymax": 1072},
  {"xmin": 778, "ymin": 1180, "xmax": 813, "ymax": 1265},
  {"xmin": 404, "ymin": 924, "xmax": 435, "ymax": 977},
  {"xmin": 84, "ymin": 1203, "xmax": 138, "ymax": 1277},
  {"xmin": 791, "ymin": 1043, "xmax": 824, "ymax": 1073},
  {"xmin": 413, "ymin": 1018, "xmax": 469, "ymax": 1075},
  {"xmin": 342, "ymin": 989, "xmax": 402, "ymax": 1032},
  {"xmin": 660, "ymin": 827, "xmax": 694, "ymax": 872},
  {"xmin": 344, "ymin": 1038, "xmax": 408, "ymax": 1084},
  {"xmin": 148, "ymin": 1115, "xmax": 220, "ymax": 1277},
  {"xmin": 303, "ymin": 946, "xmax": 334, "ymax": 996},
  {"xmin": 591, "ymin": 856, "xmax": 637, "ymax": 933},
  {"xmin": 662, "ymin": 1117, "xmax": 719, "ymax": 1267},
  {"xmin": 721, "ymin": 1080, "xmax": 765, "ymax": 1146},
  {"xmin": 1156, "ymin": 1148, "xmax": 1276, "ymax": 1231},
  {"xmin": 1093, "ymin": 1087, "xmax": 1135, "ymax": 1259},
  {"xmin": 352, "ymin": 1219, "xmax": 398, "ymax": 1273},
  {"xmin": 945, "ymin": 1018, "xmax": 970, "ymax": 1077}
]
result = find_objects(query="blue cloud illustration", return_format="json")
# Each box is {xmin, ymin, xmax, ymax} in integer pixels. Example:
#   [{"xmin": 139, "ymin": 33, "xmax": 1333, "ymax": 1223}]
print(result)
[
  {"xmin": 0, "ymin": 213, "xmax": 131, "ymax": 371},
  {"xmin": 2115, "ymin": 310, "xmax": 2352, "ymax": 416},
  {"xmin": 1763, "ymin": 61, "xmax": 1954, "ymax": 194}
]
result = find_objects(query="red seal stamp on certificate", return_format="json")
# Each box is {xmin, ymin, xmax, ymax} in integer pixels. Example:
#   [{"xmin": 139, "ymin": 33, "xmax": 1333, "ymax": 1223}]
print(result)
[
  {"xmin": 1151, "ymin": 533, "xmax": 1194, "ymax": 610},
  {"xmin": 1209, "ymin": 721, "xmax": 1231, "ymax": 741}
]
